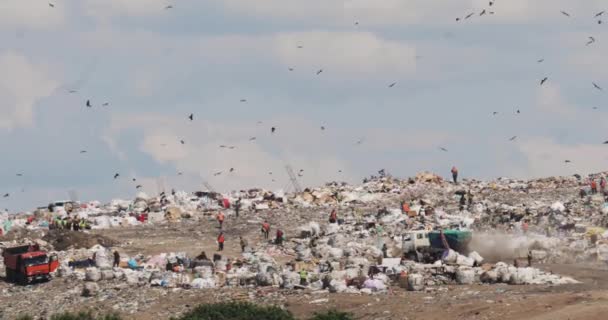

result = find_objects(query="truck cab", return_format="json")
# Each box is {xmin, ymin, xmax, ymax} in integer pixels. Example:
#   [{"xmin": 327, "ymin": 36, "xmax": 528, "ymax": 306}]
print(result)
[
  {"xmin": 2, "ymin": 244, "xmax": 59, "ymax": 284},
  {"xmin": 402, "ymin": 231, "xmax": 431, "ymax": 253}
]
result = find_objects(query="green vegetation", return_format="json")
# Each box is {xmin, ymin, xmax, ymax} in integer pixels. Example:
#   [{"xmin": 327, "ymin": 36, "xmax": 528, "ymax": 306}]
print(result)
[
  {"xmin": 309, "ymin": 310, "xmax": 354, "ymax": 320},
  {"xmin": 176, "ymin": 302, "xmax": 295, "ymax": 320},
  {"xmin": 13, "ymin": 302, "xmax": 353, "ymax": 320}
]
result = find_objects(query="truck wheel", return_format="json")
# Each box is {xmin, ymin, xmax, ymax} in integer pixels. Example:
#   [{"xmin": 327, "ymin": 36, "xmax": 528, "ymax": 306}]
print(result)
[{"xmin": 6, "ymin": 269, "xmax": 14, "ymax": 282}]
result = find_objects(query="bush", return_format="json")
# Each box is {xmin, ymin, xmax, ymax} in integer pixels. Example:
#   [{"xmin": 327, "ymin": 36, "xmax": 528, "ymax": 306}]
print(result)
[
  {"xmin": 176, "ymin": 302, "xmax": 295, "ymax": 320},
  {"xmin": 309, "ymin": 310, "xmax": 354, "ymax": 320},
  {"xmin": 50, "ymin": 312, "xmax": 121, "ymax": 320}
]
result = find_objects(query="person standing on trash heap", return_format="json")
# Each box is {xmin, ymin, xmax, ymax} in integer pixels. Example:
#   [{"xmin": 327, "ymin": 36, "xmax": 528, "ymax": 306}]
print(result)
[
  {"xmin": 113, "ymin": 250, "xmax": 120, "ymax": 268},
  {"xmin": 299, "ymin": 269, "xmax": 308, "ymax": 286},
  {"xmin": 261, "ymin": 220, "xmax": 270, "ymax": 239},
  {"xmin": 217, "ymin": 211, "xmax": 225, "ymax": 229},
  {"xmin": 275, "ymin": 229, "xmax": 284, "ymax": 246},
  {"xmin": 239, "ymin": 236, "xmax": 247, "ymax": 253},
  {"xmin": 329, "ymin": 208, "xmax": 337, "ymax": 223},
  {"xmin": 451, "ymin": 166, "xmax": 459, "ymax": 184},
  {"xmin": 591, "ymin": 179, "xmax": 598, "ymax": 194},
  {"xmin": 527, "ymin": 250, "xmax": 533, "ymax": 267},
  {"xmin": 217, "ymin": 232, "xmax": 225, "ymax": 251},
  {"xmin": 382, "ymin": 243, "xmax": 388, "ymax": 258},
  {"xmin": 234, "ymin": 198, "xmax": 242, "ymax": 218}
]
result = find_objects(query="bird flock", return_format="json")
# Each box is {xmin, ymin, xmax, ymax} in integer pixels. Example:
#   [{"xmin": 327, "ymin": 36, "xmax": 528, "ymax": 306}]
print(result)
[{"xmin": 2, "ymin": 2, "xmax": 607, "ymax": 207}]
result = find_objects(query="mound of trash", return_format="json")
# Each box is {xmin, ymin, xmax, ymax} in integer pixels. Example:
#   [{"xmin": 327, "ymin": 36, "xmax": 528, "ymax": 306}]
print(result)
[{"xmin": 42, "ymin": 230, "xmax": 118, "ymax": 251}]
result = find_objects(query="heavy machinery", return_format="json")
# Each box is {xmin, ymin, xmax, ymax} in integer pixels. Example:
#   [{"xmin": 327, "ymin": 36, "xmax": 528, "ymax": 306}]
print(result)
[
  {"xmin": 402, "ymin": 229, "xmax": 472, "ymax": 262},
  {"xmin": 2, "ymin": 244, "xmax": 59, "ymax": 284}
]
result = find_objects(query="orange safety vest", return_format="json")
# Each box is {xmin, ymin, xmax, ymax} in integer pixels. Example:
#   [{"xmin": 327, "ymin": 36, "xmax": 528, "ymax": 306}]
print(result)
[
  {"xmin": 218, "ymin": 234, "xmax": 225, "ymax": 243},
  {"xmin": 217, "ymin": 212, "xmax": 225, "ymax": 222},
  {"xmin": 262, "ymin": 223, "xmax": 270, "ymax": 231},
  {"xmin": 402, "ymin": 203, "xmax": 410, "ymax": 213}
]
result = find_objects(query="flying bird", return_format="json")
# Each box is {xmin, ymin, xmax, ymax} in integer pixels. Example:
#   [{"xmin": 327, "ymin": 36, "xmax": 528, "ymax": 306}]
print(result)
[
  {"xmin": 492, "ymin": 111, "xmax": 498, "ymax": 115},
  {"xmin": 560, "ymin": 11, "xmax": 570, "ymax": 17},
  {"xmin": 178, "ymin": 172, "xmax": 183, "ymax": 176},
  {"xmin": 537, "ymin": 59, "xmax": 544, "ymax": 63},
  {"xmin": 269, "ymin": 172, "xmax": 273, "ymax": 175},
  {"xmin": 564, "ymin": 160, "xmax": 571, "ymax": 163},
  {"xmin": 297, "ymin": 45, "xmax": 303, "ymax": 49},
  {"xmin": 188, "ymin": 113, "xmax": 193, "ymax": 121},
  {"xmin": 288, "ymin": 68, "xmax": 294, "ymax": 71},
  {"xmin": 229, "ymin": 168, "xmax": 235, "ymax": 173},
  {"xmin": 489, "ymin": 1, "xmax": 494, "ymax": 6},
  {"xmin": 132, "ymin": 178, "xmax": 137, "ymax": 182},
  {"xmin": 456, "ymin": 17, "xmax": 461, "ymax": 22},
  {"xmin": 16, "ymin": 174, "xmax": 23, "ymax": 177},
  {"xmin": 165, "ymin": 5, "xmax": 173, "ymax": 9},
  {"xmin": 439, "ymin": 147, "xmax": 448, "ymax": 152},
  {"xmin": 321, "ymin": 126, "xmax": 325, "ymax": 130},
  {"xmin": 69, "ymin": 90, "xmax": 77, "ymax": 93},
  {"xmin": 240, "ymin": 99, "xmax": 247, "ymax": 102},
  {"xmin": 80, "ymin": 150, "xmax": 87, "ymax": 154},
  {"xmin": 228, "ymin": 146, "xmax": 236, "ymax": 150},
  {"xmin": 3, "ymin": 193, "xmax": 8, "ymax": 198},
  {"xmin": 388, "ymin": 82, "xmax": 397, "ymax": 88},
  {"xmin": 480, "ymin": 9, "xmax": 486, "ymax": 16},
  {"xmin": 595, "ymin": 11, "xmax": 605, "ymax": 17},
  {"xmin": 102, "ymin": 102, "xmax": 109, "ymax": 106},
  {"xmin": 355, "ymin": 139, "xmax": 364, "ymax": 145},
  {"xmin": 338, "ymin": 170, "xmax": 342, "ymax": 173},
  {"xmin": 316, "ymin": 69, "xmax": 323, "ymax": 75},
  {"xmin": 219, "ymin": 145, "xmax": 227, "ymax": 148},
  {"xmin": 271, "ymin": 127, "xmax": 276, "ymax": 134},
  {"xmin": 136, "ymin": 185, "xmax": 142, "ymax": 189},
  {"xmin": 603, "ymin": 140, "xmax": 608, "ymax": 144},
  {"xmin": 509, "ymin": 136, "xmax": 517, "ymax": 141},
  {"xmin": 113, "ymin": 173, "xmax": 120, "ymax": 179},
  {"xmin": 540, "ymin": 77, "xmax": 548, "ymax": 85},
  {"xmin": 465, "ymin": 12, "xmax": 474, "ymax": 19},
  {"xmin": 86, "ymin": 100, "xmax": 92, "ymax": 107},
  {"xmin": 180, "ymin": 140, "xmax": 185, "ymax": 145},
  {"xmin": 213, "ymin": 171, "xmax": 222, "ymax": 176},
  {"xmin": 49, "ymin": 3, "xmax": 55, "ymax": 8},
  {"xmin": 249, "ymin": 137, "xmax": 256, "ymax": 141},
  {"xmin": 593, "ymin": 82, "xmax": 603, "ymax": 90},
  {"xmin": 587, "ymin": 36, "xmax": 596, "ymax": 46},
  {"xmin": 516, "ymin": 109, "xmax": 521, "ymax": 114}
]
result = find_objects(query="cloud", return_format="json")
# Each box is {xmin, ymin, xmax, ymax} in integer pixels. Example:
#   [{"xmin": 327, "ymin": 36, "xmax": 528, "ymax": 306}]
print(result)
[
  {"xmin": 536, "ymin": 83, "xmax": 575, "ymax": 117},
  {"xmin": 0, "ymin": 51, "xmax": 60, "ymax": 130},
  {"xmin": 104, "ymin": 113, "xmax": 356, "ymax": 192},
  {"xmin": 517, "ymin": 137, "xmax": 608, "ymax": 178},
  {"xmin": 218, "ymin": 0, "xmax": 607, "ymax": 26},
  {"xmin": 83, "ymin": 0, "xmax": 168, "ymax": 18},
  {"xmin": 0, "ymin": 0, "xmax": 65, "ymax": 29},
  {"xmin": 274, "ymin": 31, "xmax": 416, "ymax": 77}
]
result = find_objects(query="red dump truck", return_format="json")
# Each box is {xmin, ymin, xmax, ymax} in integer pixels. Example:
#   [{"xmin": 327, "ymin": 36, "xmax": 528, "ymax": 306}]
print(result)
[{"xmin": 2, "ymin": 244, "xmax": 59, "ymax": 284}]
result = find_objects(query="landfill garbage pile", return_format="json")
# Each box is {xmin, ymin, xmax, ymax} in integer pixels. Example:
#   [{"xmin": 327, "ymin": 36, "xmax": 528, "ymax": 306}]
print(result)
[{"xmin": 2, "ymin": 170, "xmax": 608, "ymax": 318}]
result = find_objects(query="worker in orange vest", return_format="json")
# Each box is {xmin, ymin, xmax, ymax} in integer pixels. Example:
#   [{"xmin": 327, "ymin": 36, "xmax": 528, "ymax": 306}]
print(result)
[
  {"xmin": 591, "ymin": 179, "xmax": 598, "ymax": 194},
  {"xmin": 401, "ymin": 201, "xmax": 410, "ymax": 214},
  {"xmin": 217, "ymin": 211, "xmax": 225, "ymax": 229},
  {"xmin": 217, "ymin": 232, "xmax": 225, "ymax": 251},
  {"xmin": 451, "ymin": 166, "xmax": 458, "ymax": 184},
  {"xmin": 329, "ymin": 209, "xmax": 337, "ymax": 223},
  {"xmin": 261, "ymin": 221, "xmax": 270, "ymax": 239}
]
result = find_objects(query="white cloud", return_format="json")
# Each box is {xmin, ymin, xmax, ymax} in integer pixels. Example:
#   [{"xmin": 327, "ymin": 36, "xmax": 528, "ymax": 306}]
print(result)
[
  {"xmin": 83, "ymin": 0, "xmax": 168, "ymax": 18},
  {"xmin": 274, "ymin": 31, "xmax": 416, "ymax": 77},
  {"xmin": 218, "ymin": 0, "xmax": 607, "ymax": 25},
  {"xmin": 0, "ymin": 52, "xmax": 60, "ymax": 130},
  {"xmin": 536, "ymin": 83, "xmax": 575, "ymax": 117},
  {"xmin": 517, "ymin": 137, "xmax": 608, "ymax": 178},
  {"xmin": 0, "ymin": 0, "xmax": 65, "ymax": 29},
  {"xmin": 104, "ymin": 113, "xmax": 356, "ymax": 192}
]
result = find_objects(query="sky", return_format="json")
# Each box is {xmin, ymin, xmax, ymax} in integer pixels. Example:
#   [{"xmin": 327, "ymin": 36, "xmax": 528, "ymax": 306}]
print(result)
[{"xmin": 1, "ymin": 0, "xmax": 608, "ymax": 211}]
